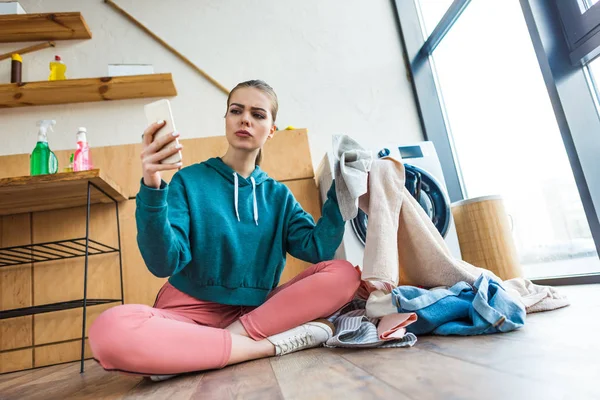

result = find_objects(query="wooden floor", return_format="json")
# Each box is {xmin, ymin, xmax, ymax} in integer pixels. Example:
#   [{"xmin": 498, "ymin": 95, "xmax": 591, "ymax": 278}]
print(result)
[{"xmin": 1, "ymin": 284, "xmax": 599, "ymax": 400}]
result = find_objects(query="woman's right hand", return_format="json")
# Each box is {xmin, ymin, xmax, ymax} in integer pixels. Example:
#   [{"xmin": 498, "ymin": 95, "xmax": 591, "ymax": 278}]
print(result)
[{"xmin": 141, "ymin": 120, "xmax": 183, "ymax": 189}]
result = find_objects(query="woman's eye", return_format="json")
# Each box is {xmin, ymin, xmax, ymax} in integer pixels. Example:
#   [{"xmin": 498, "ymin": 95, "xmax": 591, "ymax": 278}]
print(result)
[
  {"xmin": 254, "ymin": 113, "xmax": 265, "ymax": 119},
  {"xmin": 230, "ymin": 109, "xmax": 241, "ymax": 114}
]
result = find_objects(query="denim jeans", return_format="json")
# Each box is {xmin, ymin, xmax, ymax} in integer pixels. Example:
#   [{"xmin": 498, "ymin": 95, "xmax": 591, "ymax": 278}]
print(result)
[{"xmin": 392, "ymin": 274, "xmax": 526, "ymax": 335}]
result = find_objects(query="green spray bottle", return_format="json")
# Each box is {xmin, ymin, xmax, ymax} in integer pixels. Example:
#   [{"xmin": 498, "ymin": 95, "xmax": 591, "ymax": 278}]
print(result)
[{"xmin": 30, "ymin": 120, "xmax": 58, "ymax": 176}]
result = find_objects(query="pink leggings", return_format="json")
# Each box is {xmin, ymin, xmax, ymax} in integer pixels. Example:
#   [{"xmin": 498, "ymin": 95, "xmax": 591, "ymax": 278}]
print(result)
[{"xmin": 89, "ymin": 260, "xmax": 360, "ymax": 375}]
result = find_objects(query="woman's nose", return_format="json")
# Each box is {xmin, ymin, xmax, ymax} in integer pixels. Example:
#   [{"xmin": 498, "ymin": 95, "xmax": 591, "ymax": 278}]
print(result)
[{"xmin": 240, "ymin": 113, "xmax": 250, "ymax": 126}]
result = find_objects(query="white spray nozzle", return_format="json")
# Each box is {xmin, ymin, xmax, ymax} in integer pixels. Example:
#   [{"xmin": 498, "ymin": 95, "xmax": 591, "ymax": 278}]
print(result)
[
  {"xmin": 36, "ymin": 120, "xmax": 56, "ymax": 142},
  {"xmin": 37, "ymin": 120, "xmax": 56, "ymax": 133}
]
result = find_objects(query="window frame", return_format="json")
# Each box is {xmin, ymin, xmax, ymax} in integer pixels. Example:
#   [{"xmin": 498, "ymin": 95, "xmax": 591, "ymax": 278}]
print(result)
[{"xmin": 555, "ymin": 0, "xmax": 600, "ymax": 64}]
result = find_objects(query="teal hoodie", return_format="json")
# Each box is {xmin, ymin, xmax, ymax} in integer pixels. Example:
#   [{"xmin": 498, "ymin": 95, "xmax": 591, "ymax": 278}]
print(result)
[{"xmin": 136, "ymin": 157, "xmax": 344, "ymax": 306}]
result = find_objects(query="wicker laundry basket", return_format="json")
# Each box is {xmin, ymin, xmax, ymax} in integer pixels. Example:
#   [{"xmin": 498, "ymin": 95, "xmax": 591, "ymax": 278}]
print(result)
[{"xmin": 451, "ymin": 195, "xmax": 523, "ymax": 280}]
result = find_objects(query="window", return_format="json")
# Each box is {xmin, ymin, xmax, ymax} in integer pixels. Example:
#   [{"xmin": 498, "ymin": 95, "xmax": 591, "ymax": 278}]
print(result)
[
  {"xmin": 428, "ymin": 0, "xmax": 599, "ymax": 278},
  {"xmin": 394, "ymin": 0, "xmax": 600, "ymax": 283}
]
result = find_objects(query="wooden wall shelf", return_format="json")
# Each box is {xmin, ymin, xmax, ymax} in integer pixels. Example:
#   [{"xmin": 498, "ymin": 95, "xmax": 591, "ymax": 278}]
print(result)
[
  {"xmin": 0, "ymin": 169, "xmax": 128, "ymax": 216},
  {"xmin": 0, "ymin": 73, "xmax": 177, "ymax": 108},
  {"xmin": 0, "ymin": 12, "xmax": 92, "ymax": 43}
]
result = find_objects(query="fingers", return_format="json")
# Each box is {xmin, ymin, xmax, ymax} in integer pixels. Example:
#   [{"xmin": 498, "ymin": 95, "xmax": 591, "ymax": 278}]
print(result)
[
  {"xmin": 141, "ymin": 121, "xmax": 183, "ymax": 177},
  {"xmin": 154, "ymin": 162, "xmax": 182, "ymax": 171},
  {"xmin": 144, "ymin": 131, "xmax": 180, "ymax": 157},
  {"xmin": 142, "ymin": 120, "xmax": 165, "ymax": 146},
  {"xmin": 141, "ymin": 132, "xmax": 180, "ymax": 161},
  {"xmin": 143, "ymin": 161, "xmax": 183, "ymax": 175},
  {"xmin": 146, "ymin": 143, "xmax": 183, "ymax": 165}
]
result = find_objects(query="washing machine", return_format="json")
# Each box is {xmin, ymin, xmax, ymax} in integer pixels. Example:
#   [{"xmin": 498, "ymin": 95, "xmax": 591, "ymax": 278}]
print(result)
[{"xmin": 316, "ymin": 141, "xmax": 462, "ymax": 268}]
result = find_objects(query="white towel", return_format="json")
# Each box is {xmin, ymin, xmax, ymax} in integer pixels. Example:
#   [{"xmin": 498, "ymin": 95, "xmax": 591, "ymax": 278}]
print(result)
[
  {"xmin": 332, "ymin": 135, "xmax": 373, "ymax": 221},
  {"xmin": 502, "ymin": 278, "xmax": 569, "ymax": 313}
]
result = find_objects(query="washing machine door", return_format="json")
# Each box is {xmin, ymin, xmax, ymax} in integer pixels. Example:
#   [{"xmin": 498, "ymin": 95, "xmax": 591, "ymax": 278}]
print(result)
[{"xmin": 350, "ymin": 163, "xmax": 451, "ymax": 246}]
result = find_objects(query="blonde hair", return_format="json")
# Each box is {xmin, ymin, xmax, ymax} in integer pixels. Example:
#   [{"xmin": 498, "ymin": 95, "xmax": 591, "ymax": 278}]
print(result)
[{"xmin": 226, "ymin": 80, "xmax": 278, "ymax": 165}]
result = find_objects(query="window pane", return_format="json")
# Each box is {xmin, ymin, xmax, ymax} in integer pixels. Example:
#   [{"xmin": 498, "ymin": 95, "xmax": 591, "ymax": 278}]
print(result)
[
  {"xmin": 432, "ymin": 0, "xmax": 600, "ymax": 278},
  {"xmin": 583, "ymin": 0, "xmax": 600, "ymax": 12},
  {"xmin": 587, "ymin": 54, "xmax": 600, "ymax": 101},
  {"xmin": 415, "ymin": 0, "xmax": 454, "ymax": 38}
]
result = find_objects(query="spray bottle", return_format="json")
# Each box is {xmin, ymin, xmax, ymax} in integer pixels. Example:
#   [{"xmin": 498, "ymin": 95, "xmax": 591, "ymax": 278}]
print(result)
[
  {"xmin": 73, "ymin": 127, "xmax": 93, "ymax": 171},
  {"xmin": 30, "ymin": 120, "xmax": 59, "ymax": 176}
]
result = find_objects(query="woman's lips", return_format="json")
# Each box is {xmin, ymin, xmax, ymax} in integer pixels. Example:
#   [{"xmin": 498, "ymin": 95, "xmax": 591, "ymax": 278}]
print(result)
[{"xmin": 235, "ymin": 130, "xmax": 252, "ymax": 138}]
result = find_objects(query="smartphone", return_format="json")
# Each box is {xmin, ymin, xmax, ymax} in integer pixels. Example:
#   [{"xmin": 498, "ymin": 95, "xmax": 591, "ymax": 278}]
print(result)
[{"xmin": 144, "ymin": 99, "xmax": 182, "ymax": 164}]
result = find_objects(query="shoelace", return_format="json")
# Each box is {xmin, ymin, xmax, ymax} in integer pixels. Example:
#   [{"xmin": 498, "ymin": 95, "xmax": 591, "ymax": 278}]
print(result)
[{"xmin": 277, "ymin": 332, "xmax": 315, "ymax": 355}]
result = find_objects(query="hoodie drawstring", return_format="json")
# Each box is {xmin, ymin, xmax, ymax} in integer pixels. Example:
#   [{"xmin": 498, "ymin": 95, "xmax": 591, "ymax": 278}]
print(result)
[
  {"xmin": 233, "ymin": 173, "xmax": 259, "ymax": 225},
  {"xmin": 251, "ymin": 176, "xmax": 258, "ymax": 225},
  {"xmin": 233, "ymin": 173, "xmax": 240, "ymax": 222}
]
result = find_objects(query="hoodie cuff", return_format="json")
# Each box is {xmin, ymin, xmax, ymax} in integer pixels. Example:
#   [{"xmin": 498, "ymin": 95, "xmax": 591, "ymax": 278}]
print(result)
[{"xmin": 136, "ymin": 179, "xmax": 168, "ymax": 208}]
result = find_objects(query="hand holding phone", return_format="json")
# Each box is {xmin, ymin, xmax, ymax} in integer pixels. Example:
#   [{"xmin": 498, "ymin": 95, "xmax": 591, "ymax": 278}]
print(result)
[
  {"xmin": 141, "ymin": 99, "xmax": 183, "ymax": 188},
  {"xmin": 144, "ymin": 99, "xmax": 182, "ymax": 164}
]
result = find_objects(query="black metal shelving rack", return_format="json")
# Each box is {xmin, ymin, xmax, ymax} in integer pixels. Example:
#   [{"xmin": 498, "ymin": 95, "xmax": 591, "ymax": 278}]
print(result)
[{"xmin": 0, "ymin": 174, "xmax": 126, "ymax": 374}]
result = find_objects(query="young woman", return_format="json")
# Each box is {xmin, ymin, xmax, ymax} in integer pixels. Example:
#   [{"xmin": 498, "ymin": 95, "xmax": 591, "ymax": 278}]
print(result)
[{"xmin": 89, "ymin": 80, "xmax": 360, "ymax": 380}]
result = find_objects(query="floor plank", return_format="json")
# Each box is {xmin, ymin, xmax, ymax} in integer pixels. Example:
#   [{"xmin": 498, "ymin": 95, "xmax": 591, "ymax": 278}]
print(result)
[
  {"xmin": 121, "ymin": 373, "xmax": 203, "ymax": 400},
  {"xmin": 552, "ymin": 284, "xmax": 600, "ymax": 307},
  {"xmin": 61, "ymin": 362, "xmax": 143, "ymax": 400},
  {"xmin": 492, "ymin": 304, "xmax": 600, "ymax": 352},
  {"xmin": 413, "ymin": 306, "xmax": 600, "ymax": 399},
  {"xmin": 1, "ymin": 362, "xmax": 82, "ymax": 399},
  {"xmin": 0, "ymin": 362, "xmax": 72, "ymax": 392},
  {"xmin": 341, "ymin": 345, "xmax": 591, "ymax": 400},
  {"xmin": 417, "ymin": 335, "xmax": 599, "ymax": 399},
  {"xmin": 188, "ymin": 358, "xmax": 283, "ymax": 400},
  {"xmin": 269, "ymin": 347, "xmax": 407, "ymax": 400},
  {"xmin": 0, "ymin": 367, "xmax": 37, "ymax": 385},
  {"xmin": 0, "ymin": 361, "xmax": 141, "ymax": 400}
]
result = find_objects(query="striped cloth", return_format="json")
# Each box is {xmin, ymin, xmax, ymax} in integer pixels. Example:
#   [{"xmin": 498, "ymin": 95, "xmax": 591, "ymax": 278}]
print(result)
[{"xmin": 324, "ymin": 300, "xmax": 417, "ymax": 349}]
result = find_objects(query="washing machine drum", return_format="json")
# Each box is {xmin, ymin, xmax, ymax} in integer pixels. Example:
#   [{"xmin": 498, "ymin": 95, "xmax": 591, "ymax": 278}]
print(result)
[{"xmin": 351, "ymin": 163, "xmax": 451, "ymax": 246}]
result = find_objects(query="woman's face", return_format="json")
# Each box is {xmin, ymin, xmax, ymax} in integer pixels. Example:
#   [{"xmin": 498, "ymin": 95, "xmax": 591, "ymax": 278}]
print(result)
[{"xmin": 225, "ymin": 87, "xmax": 276, "ymax": 154}]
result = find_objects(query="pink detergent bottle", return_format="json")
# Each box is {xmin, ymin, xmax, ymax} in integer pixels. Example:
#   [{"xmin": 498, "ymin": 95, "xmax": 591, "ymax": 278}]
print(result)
[{"xmin": 73, "ymin": 127, "xmax": 93, "ymax": 171}]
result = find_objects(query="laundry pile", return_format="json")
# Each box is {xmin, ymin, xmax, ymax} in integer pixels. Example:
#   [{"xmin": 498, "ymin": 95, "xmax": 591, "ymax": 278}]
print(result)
[{"xmin": 324, "ymin": 135, "xmax": 569, "ymax": 349}]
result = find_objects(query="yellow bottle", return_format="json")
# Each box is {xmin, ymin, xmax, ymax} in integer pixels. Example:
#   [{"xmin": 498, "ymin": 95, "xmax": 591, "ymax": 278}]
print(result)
[{"xmin": 48, "ymin": 55, "xmax": 67, "ymax": 81}]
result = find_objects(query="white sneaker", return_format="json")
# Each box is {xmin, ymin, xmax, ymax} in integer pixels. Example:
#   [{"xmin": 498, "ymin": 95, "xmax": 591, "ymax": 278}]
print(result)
[
  {"xmin": 267, "ymin": 319, "xmax": 335, "ymax": 356},
  {"xmin": 148, "ymin": 374, "xmax": 177, "ymax": 382}
]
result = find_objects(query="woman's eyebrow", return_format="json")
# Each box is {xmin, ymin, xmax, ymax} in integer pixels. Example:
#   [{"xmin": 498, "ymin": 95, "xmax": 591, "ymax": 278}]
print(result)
[{"xmin": 230, "ymin": 103, "xmax": 267, "ymax": 113}]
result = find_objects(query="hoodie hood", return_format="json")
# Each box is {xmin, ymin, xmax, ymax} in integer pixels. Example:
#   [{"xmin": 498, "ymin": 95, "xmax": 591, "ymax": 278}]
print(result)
[{"xmin": 204, "ymin": 157, "xmax": 270, "ymax": 225}]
